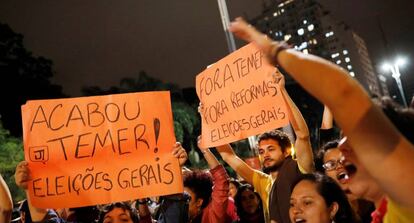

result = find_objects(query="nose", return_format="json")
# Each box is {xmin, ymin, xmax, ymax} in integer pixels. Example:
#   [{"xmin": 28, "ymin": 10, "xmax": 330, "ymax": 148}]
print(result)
[{"xmin": 291, "ymin": 205, "xmax": 302, "ymax": 215}]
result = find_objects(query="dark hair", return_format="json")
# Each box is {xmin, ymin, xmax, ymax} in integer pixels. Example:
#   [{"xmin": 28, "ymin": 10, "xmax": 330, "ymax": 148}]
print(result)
[
  {"xmin": 99, "ymin": 202, "xmax": 139, "ymax": 223},
  {"xmin": 257, "ymin": 130, "xmax": 292, "ymax": 153},
  {"xmin": 183, "ymin": 170, "xmax": 213, "ymax": 209},
  {"xmin": 292, "ymin": 173, "xmax": 358, "ymax": 223},
  {"xmin": 234, "ymin": 184, "xmax": 264, "ymax": 221},
  {"xmin": 315, "ymin": 140, "xmax": 340, "ymax": 172},
  {"xmin": 229, "ymin": 178, "xmax": 241, "ymax": 189},
  {"xmin": 67, "ymin": 206, "xmax": 100, "ymax": 222},
  {"xmin": 374, "ymin": 96, "xmax": 414, "ymax": 144}
]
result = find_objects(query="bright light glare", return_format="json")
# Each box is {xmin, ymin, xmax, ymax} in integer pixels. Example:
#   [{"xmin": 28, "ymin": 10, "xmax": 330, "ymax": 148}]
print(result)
[
  {"xmin": 382, "ymin": 63, "xmax": 392, "ymax": 72},
  {"xmin": 396, "ymin": 57, "xmax": 407, "ymax": 67}
]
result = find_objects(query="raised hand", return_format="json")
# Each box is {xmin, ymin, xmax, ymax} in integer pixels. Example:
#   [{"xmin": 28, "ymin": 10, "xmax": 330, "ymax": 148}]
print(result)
[{"xmin": 172, "ymin": 142, "xmax": 188, "ymax": 167}]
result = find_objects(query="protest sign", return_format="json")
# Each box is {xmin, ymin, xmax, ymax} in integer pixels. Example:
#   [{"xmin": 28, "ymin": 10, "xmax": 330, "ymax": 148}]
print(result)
[
  {"xmin": 196, "ymin": 43, "xmax": 289, "ymax": 148},
  {"xmin": 21, "ymin": 91, "xmax": 182, "ymax": 208}
]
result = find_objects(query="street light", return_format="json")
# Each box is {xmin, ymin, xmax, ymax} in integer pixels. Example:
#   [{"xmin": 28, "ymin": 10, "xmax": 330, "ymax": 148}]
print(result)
[{"xmin": 382, "ymin": 57, "xmax": 408, "ymax": 107}]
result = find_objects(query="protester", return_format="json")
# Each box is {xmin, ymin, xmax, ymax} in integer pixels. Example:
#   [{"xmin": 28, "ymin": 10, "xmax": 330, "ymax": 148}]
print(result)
[
  {"xmin": 234, "ymin": 184, "xmax": 265, "ymax": 223},
  {"xmin": 228, "ymin": 17, "xmax": 414, "ymax": 222},
  {"xmin": 316, "ymin": 141, "xmax": 374, "ymax": 223},
  {"xmin": 212, "ymin": 72, "xmax": 314, "ymax": 223},
  {"xmin": 289, "ymin": 173, "xmax": 358, "ymax": 223},
  {"xmin": 182, "ymin": 137, "xmax": 232, "ymax": 223},
  {"xmin": 99, "ymin": 202, "xmax": 140, "ymax": 223},
  {"xmin": 0, "ymin": 173, "xmax": 13, "ymax": 223},
  {"xmin": 228, "ymin": 178, "xmax": 241, "ymax": 199}
]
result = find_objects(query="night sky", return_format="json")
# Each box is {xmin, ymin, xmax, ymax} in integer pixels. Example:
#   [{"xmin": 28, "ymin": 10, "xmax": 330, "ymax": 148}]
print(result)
[{"xmin": 1, "ymin": 0, "xmax": 413, "ymax": 99}]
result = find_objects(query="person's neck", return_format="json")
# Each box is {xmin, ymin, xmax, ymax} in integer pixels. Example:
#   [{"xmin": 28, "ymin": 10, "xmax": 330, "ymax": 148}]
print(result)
[{"xmin": 270, "ymin": 170, "xmax": 279, "ymax": 179}]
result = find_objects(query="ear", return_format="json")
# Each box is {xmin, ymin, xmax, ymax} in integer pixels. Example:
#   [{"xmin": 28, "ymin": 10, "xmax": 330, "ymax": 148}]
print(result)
[
  {"xmin": 284, "ymin": 148, "xmax": 291, "ymax": 158},
  {"xmin": 195, "ymin": 198, "xmax": 203, "ymax": 209},
  {"xmin": 329, "ymin": 202, "xmax": 339, "ymax": 220}
]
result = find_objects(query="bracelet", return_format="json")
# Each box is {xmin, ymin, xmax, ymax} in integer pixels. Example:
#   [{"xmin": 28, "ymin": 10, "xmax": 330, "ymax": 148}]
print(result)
[{"xmin": 269, "ymin": 41, "xmax": 290, "ymax": 67}]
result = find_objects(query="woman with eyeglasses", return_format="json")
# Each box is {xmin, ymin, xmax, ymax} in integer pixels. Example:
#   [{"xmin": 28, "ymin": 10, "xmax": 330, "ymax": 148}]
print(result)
[{"xmin": 316, "ymin": 141, "xmax": 374, "ymax": 223}]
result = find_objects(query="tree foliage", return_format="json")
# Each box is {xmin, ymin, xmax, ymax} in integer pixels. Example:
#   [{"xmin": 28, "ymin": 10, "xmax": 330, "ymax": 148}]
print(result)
[
  {"xmin": 0, "ymin": 23, "xmax": 65, "ymax": 136},
  {"xmin": 0, "ymin": 119, "xmax": 25, "ymax": 202}
]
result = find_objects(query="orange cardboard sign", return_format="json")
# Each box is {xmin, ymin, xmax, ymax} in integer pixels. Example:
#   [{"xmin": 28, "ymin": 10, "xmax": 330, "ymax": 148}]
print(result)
[
  {"xmin": 196, "ymin": 43, "xmax": 289, "ymax": 148},
  {"xmin": 21, "ymin": 91, "xmax": 183, "ymax": 208}
]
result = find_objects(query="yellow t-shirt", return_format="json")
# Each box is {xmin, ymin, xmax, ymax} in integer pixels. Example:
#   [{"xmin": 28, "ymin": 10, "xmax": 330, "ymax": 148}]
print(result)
[
  {"xmin": 252, "ymin": 170, "xmax": 273, "ymax": 223},
  {"xmin": 384, "ymin": 199, "xmax": 414, "ymax": 223}
]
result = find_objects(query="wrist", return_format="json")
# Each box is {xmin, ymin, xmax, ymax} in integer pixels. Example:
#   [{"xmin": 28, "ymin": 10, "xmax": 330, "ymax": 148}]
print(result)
[{"xmin": 268, "ymin": 41, "xmax": 290, "ymax": 67}]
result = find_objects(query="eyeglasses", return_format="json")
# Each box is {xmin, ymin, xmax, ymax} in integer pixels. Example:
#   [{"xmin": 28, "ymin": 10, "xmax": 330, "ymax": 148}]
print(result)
[{"xmin": 322, "ymin": 156, "xmax": 346, "ymax": 171}]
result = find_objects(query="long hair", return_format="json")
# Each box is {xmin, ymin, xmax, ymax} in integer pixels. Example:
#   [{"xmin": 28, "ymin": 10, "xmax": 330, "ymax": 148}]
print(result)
[
  {"xmin": 293, "ymin": 173, "xmax": 359, "ymax": 223},
  {"xmin": 234, "ymin": 184, "xmax": 264, "ymax": 222}
]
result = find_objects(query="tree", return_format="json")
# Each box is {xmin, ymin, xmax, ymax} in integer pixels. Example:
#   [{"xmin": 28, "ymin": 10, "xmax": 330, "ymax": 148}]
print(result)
[
  {"xmin": 0, "ymin": 23, "xmax": 65, "ymax": 136},
  {"xmin": 0, "ymin": 118, "xmax": 25, "ymax": 203}
]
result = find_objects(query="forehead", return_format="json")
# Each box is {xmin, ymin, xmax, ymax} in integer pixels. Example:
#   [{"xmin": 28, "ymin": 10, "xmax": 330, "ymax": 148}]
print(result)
[
  {"xmin": 106, "ymin": 207, "xmax": 130, "ymax": 218},
  {"xmin": 291, "ymin": 180, "xmax": 319, "ymax": 198},
  {"xmin": 258, "ymin": 139, "xmax": 281, "ymax": 148},
  {"xmin": 323, "ymin": 148, "xmax": 342, "ymax": 161}
]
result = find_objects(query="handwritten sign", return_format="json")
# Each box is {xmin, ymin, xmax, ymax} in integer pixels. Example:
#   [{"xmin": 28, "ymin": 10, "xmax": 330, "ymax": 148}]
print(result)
[
  {"xmin": 196, "ymin": 43, "xmax": 289, "ymax": 148},
  {"xmin": 21, "ymin": 91, "xmax": 183, "ymax": 208}
]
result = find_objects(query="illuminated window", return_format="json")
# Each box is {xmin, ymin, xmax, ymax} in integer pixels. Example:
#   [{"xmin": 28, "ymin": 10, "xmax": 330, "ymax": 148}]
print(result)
[
  {"xmin": 281, "ymin": 8, "xmax": 285, "ymax": 13},
  {"xmin": 350, "ymin": 71, "xmax": 355, "ymax": 77},
  {"xmin": 331, "ymin": 53, "xmax": 340, "ymax": 58},
  {"xmin": 284, "ymin": 34, "xmax": 292, "ymax": 41},
  {"xmin": 347, "ymin": 65, "xmax": 352, "ymax": 70},
  {"xmin": 312, "ymin": 39, "xmax": 318, "ymax": 44},
  {"xmin": 273, "ymin": 12, "xmax": 278, "ymax": 17},
  {"xmin": 343, "ymin": 50, "xmax": 348, "ymax": 55},
  {"xmin": 336, "ymin": 60, "xmax": 341, "ymax": 64},
  {"xmin": 297, "ymin": 28, "xmax": 305, "ymax": 36},
  {"xmin": 345, "ymin": 57, "xmax": 350, "ymax": 63},
  {"xmin": 303, "ymin": 20, "xmax": 308, "ymax": 24},
  {"xmin": 307, "ymin": 24, "xmax": 314, "ymax": 31},
  {"xmin": 303, "ymin": 49, "xmax": 309, "ymax": 54},
  {"xmin": 325, "ymin": 31, "xmax": 334, "ymax": 38}
]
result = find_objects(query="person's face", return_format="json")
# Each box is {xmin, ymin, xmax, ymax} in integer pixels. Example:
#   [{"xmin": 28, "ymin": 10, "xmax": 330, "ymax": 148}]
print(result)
[
  {"xmin": 229, "ymin": 182, "xmax": 238, "ymax": 198},
  {"xmin": 323, "ymin": 148, "xmax": 357, "ymax": 201},
  {"xmin": 102, "ymin": 207, "xmax": 133, "ymax": 223},
  {"xmin": 290, "ymin": 180, "xmax": 337, "ymax": 223},
  {"xmin": 184, "ymin": 187, "xmax": 203, "ymax": 220},
  {"xmin": 258, "ymin": 139, "xmax": 288, "ymax": 172},
  {"xmin": 338, "ymin": 140, "xmax": 383, "ymax": 202},
  {"xmin": 241, "ymin": 189, "xmax": 260, "ymax": 214}
]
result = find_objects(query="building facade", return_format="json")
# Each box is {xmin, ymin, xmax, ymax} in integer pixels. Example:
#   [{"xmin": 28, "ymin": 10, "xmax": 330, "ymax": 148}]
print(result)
[{"xmin": 251, "ymin": 0, "xmax": 382, "ymax": 96}]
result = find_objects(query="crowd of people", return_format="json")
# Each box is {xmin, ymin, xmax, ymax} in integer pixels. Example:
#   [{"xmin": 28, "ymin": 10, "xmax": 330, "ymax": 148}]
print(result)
[{"xmin": 1, "ymin": 18, "xmax": 414, "ymax": 223}]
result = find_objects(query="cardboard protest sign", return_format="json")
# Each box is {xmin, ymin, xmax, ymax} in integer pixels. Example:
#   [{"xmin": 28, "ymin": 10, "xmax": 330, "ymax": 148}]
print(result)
[
  {"xmin": 196, "ymin": 43, "xmax": 289, "ymax": 148},
  {"xmin": 21, "ymin": 91, "xmax": 182, "ymax": 208}
]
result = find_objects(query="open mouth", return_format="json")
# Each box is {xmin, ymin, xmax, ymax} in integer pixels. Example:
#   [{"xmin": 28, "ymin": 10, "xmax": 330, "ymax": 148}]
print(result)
[
  {"xmin": 336, "ymin": 171, "xmax": 349, "ymax": 183},
  {"xmin": 294, "ymin": 218, "xmax": 306, "ymax": 223},
  {"xmin": 344, "ymin": 163, "xmax": 357, "ymax": 177}
]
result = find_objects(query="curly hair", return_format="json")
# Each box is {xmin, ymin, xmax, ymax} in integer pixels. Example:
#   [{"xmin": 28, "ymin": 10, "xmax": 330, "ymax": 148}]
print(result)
[
  {"xmin": 183, "ymin": 170, "xmax": 213, "ymax": 209},
  {"xmin": 257, "ymin": 130, "xmax": 292, "ymax": 153}
]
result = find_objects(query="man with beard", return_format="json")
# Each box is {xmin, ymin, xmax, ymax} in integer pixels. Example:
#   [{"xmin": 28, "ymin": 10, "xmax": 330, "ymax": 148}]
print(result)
[{"xmin": 215, "ymin": 73, "xmax": 314, "ymax": 223}]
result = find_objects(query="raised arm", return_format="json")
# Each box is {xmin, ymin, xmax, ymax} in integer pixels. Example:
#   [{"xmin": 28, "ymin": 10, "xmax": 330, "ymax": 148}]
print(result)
[
  {"xmin": 276, "ymin": 72, "xmax": 314, "ymax": 173},
  {"xmin": 215, "ymin": 143, "xmax": 255, "ymax": 184},
  {"xmin": 229, "ymin": 17, "xmax": 414, "ymax": 209},
  {"xmin": 0, "ymin": 173, "xmax": 13, "ymax": 223},
  {"xmin": 321, "ymin": 105, "xmax": 334, "ymax": 130}
]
